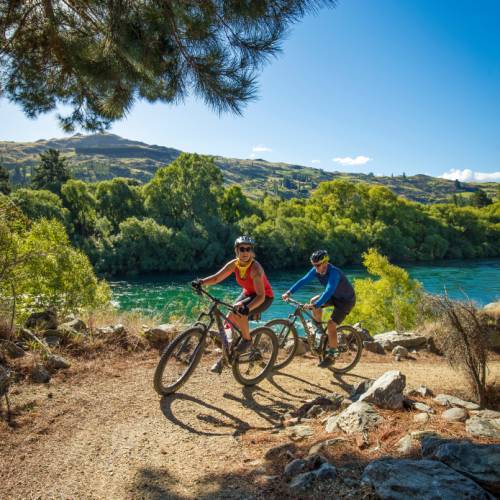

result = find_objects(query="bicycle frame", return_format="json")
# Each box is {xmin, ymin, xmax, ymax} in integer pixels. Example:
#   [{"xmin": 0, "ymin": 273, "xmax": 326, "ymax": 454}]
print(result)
[
  {"xmin": 284, "ymin": 298, "xmax": 327, "ymax": 357},
  {"xmin": 192, "ymin": 287, "xmax": 244, "ymax": 365}
]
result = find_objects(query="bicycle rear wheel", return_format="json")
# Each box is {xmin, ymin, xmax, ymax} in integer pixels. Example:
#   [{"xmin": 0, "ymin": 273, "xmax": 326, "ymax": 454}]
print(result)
[
  {"xmin": 153, "ymin": 327, "xmax": 205, "ymax": 396},
  {"xmin": 232, "ymin": 327, "xmax": 278, "ymax": 386},
  {"xmin": 330, "ymin": 325, "xmax": 363, "ymax": 374},
  {"xmin": 265, "ymin": 319, "xmax": 299, "ymax": 369}
]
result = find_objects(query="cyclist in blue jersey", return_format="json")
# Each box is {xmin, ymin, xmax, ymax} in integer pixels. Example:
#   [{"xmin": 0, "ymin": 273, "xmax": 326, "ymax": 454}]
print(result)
[{"xmin": 282, "ymin": 250, "xmax": 356, "ymax": 366}]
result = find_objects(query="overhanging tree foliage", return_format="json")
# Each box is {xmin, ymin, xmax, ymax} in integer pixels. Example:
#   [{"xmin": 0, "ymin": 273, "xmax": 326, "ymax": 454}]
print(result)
[{"xmin": 0, "ymin": 0, "xmax": 335, "ymax": 131}]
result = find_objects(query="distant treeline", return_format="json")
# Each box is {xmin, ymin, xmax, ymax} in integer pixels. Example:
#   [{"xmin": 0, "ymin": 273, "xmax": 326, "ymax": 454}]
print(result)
[{"xmin": 4, "ymin": 152, "xmax": 500, "ymax": 275}]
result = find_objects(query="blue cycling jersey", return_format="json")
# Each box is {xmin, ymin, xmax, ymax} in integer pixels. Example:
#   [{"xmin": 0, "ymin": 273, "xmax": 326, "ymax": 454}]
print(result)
[{"xmin": 287, "ymin": 263, "xmax": 355, "ymax": 307}]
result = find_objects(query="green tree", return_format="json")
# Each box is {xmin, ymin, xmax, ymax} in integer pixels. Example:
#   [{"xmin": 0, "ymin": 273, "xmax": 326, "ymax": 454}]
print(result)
[
  {"xmin": 471, "ymin": 189, "xmax": 492, "ymax": 208},
  {"xmin": 0, "ymin": 164, "xmax": 11, "ymax": 194},
  {"xmin": 61, "ymin": 180, "xmax": 99, "ymax": 239},
  {"xmin": 219, "ymin": 186, "xmax": 253, "ymax": 224},
  {"xmin": 1, "ymin": 1, "xmax": 335, "ymax": 131},
  {"xmin": 31, "ymin": 149, "xmax": 71, "ymax": 194},
  {"xmin": 95, "ymin": 178, "xmax": 144, "ymax": 230},
  {"xmin": 10, "ymin": 188, "xmax": 69, "ymax": 226},
  {"xmin": 144, "ymin": 153, "xmax": 223, "ymax": 228},
  {"xmin": 348, "ymin": 249, "xmax": 423, "ymax": 333}
]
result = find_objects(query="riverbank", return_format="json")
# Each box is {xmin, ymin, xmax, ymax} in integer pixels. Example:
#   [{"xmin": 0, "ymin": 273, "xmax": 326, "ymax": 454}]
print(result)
[{"xmin": 1, "ymin": 349, "xmax": 499, "ymax": 499}]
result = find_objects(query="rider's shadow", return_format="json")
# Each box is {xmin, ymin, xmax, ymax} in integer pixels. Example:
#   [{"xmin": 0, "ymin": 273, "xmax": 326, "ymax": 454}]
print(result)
[
  {"xmin": 159, "ymin": 392, "xmax": 269, "ymax": 437},
  {"xmin": 223, "ymin": 385, "xmax": 294, "ymax": 426},
  {"xmin": 330, "ymin": 371, "xmax": 370, "ymax": 394}
]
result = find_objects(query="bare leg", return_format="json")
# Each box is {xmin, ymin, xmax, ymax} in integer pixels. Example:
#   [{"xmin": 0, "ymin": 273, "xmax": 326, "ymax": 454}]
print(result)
[
  {"xmin": 327, "ymin": 320, "xmax": 338, "ymax": 349},
  {"xmin": 228, "ymin": 312, "xmax": 251, "ymax": 340}
]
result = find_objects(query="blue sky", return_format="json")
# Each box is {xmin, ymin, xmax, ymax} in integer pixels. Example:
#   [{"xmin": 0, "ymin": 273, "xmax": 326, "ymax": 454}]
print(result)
[{"xmin": 1, "ymin": 0, "xmax": 499, "ymax": 181}]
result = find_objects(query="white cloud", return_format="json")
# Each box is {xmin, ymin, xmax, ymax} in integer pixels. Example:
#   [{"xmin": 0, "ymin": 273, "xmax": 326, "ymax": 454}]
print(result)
[
  {"xmin": 332, "ymin": 155, "xmax": 372, "ymax": 166},
  {"xmin": 311, "ymin": 159, "xmax": 321, "ymax": 164},
  {"xmin": 440, "ymin": 169, "xmax": 500, "ymax": 183},
  {"xmin": 252, "ymin": 145, "xmax": 272, "ymax": 153}
]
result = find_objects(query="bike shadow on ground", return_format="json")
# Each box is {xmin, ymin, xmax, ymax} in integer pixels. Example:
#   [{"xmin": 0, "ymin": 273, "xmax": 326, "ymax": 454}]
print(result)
[
  {"xmin": 268, "ymin": 370, "xmax": 333, "ymax": 397},
  {"xmin": 159, "ymin": 392, "xmax": 273, "ymax": 437},
  {"xmin": 329, "ymin": 371, "xmax": 370, "ymax": 394}
]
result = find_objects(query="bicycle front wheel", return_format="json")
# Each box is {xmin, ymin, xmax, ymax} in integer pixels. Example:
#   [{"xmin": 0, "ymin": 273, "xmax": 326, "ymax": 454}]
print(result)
[
  {"xmin": 232, "ymin": 327, "xmax": 278, "ymax": 386},
  {"xmin": 265, "ymin": 319, "xmax": 299, "ymax": 369},
  {"xmin": 331, "ymin": 325, "xmax": 363, "ymax": 374},
  {"xmin": 153, "ymin": 327, "xmax": 205, "ymax": 396}
]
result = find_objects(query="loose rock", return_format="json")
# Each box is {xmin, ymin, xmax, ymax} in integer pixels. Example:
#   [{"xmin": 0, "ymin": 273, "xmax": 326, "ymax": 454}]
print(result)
[
  {"xmin": 1, "ymin": 340, "xmax": 25, "ymax": 358},
  {"xmin": 264, "ymin": 442, "xmax": 297, "ymax": 460},
  {"xmin": 284, "ymin": 458, "xmax": 306, "ymax": 479},
  {"xmin": 392, "ymin": 345, "xmax": 409, "ymax": 358},
  {"xmin": 26, "ymin": 310, "xmax": 57, "ymax": 331},
  {"xmin": 289, "ymin": 471, "xmax": 316, "ymax": 492},
  {"xmin": 433, "ymin": 394, "xmax": 480, "ymax": 410},
  {"xmin": 287, "ymin": 424, "xmax": 314, "ymax": 439},
  {"xmin": 405, "ymin": 385, "xmax": 434, "ymax": 398},
  {"xmin": 362, "ymin": 458, "xmax": 492, "ymax": 500},
  {"xmin": 396, "ymin": 435, "xmax": 413, "ymax": 454},
  {"xmin": 466, "ymin": 416, "xmax": 500, "ymax": 439},
  {"xmin": 59, "ymin": 318, "xmax": 87, "ymax": 333},
  {"xmin": 31, "ymin": 364, "xmax": 51, "ymax": 383},
  {"xmin": 326, "ymin": 401, "xmax": 382, "ymax": 434},
  {"xmin": 405, "ymin": 399, "xmax": 435, "ymax": 414},
  {"xmin": 363, "ymin": 341, "xmax": 385, "ymax": 354},
  {"xmin": 45, "ymin": 354, "xmax": 71, "ymax": 370},
  {"xmin": 308, "ymin": 438, "xmax": 347, "ymax": 456},
  {"xmin": 413, "ymin": 412, "xmax": 430, "ymax": 424},
  {"xmin": 442, "ymin": 407, "xmax": 468, "ymax": 422},
  {"xmin": 349, "ymin": 379, "xmax": 374, "ymax": 402},
  {"xmin": 144, "ymin": 324, "xmax": 179, "ymax": 349},
  {"xmin": 374, "ymin": 331, "xmax": 427, "ymax": 349},
  {"xmin": 358, "ymin": 370, "xmax": 406, "ymax": 409}
]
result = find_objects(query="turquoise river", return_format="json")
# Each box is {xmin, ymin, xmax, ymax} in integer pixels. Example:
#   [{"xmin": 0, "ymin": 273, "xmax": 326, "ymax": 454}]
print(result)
[{"xmin": 110, "ymin": 259, "xmax": 500, "ymax": 323}]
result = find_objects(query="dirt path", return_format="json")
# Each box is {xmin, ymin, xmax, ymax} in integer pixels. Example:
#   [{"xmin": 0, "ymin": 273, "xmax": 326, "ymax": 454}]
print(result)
[{"xmin": 1, "ymin": 351, "xmax": 499, "ymax": 499}]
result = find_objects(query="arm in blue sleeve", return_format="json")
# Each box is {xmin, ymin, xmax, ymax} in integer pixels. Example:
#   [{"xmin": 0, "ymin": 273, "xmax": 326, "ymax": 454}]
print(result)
[
  {"xmin": 288, "ymin": 267, "xmax": 316, "ymax": 294},
  {"xmin": 314, "ymin": 268, "xmax": 340, "ymax": 307}
]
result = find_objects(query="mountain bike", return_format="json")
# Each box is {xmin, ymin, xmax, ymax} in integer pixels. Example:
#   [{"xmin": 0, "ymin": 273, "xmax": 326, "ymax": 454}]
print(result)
[
  {"xmin": 153, "ymin": 285, "xmax": 278, "ymax": 396},
  {"xmin": 265, "ymin": 297, "xmax": 363, "ymax": 373}
]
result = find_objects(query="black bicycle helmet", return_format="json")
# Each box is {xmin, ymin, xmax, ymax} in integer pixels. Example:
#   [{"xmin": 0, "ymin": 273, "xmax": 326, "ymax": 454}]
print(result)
[
  {"xmin": 310, "ymin": 249, "xmax": 329, "ymax": 263},
  {"xmin": 234, "ymin": 235, "xmax": 255, "ymax": 248}
]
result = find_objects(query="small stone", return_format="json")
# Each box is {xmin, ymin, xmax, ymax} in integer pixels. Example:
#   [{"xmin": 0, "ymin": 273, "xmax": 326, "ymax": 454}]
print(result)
[
  {"xmin": 31, "ymin": 364, "xmax": 51, "ymax": 383},
  {"xmin": 287, "ymin": 425, "xmax": 314, "ymax": 439},
  {"xmin": 45, "ymin": 354, "xmax": 71, "ymax": 370},
  {"xmin": 433, "ymin": 394, "xmax": 480, "ymax": 410},
  {"xmin": 442, "ymin": 407, "xmax": 468, "ymax": 422},
  {"xmin": 392, "ymin": 345, "xmax": 409, "ymax": 358},
  {"xmin": 363, "ymin": 341, "xmax": 385, "ymax": 354},
  {"xmin": 396, "ymin": 435, "xmax": 413, "ymax": 454},
  {"xmin": 284, "ymin": 458, "xmax": 306, "ymax": 478},
  {"xmin": 413, "ymin": 413, "xmax": 430, "ymax": 424},
  {"xmin": 44, "ymin": 335, "xmax": 61, "ymax": 347},
  {"xmin": 405, "ymin": 385, "xmax": 434, "ymax": 398},
  {"xmin": 411, "ymin": 401, "xmax": 435, "ymax": 413},
  {"xmin": 1, "ymin": 340, "xmax": 25, "ymax": 358}
]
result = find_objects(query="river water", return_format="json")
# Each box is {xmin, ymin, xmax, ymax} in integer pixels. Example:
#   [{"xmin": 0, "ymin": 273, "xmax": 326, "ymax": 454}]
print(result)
[{"xmin": 109, "ymin": 259, "xmax": 500, "ymax": 322}]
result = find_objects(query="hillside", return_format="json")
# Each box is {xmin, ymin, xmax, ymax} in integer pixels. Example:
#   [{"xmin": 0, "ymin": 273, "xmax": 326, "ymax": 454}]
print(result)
[{"xmin": 1, "ymin": 133, "xmax": 497, "ymax": 203}]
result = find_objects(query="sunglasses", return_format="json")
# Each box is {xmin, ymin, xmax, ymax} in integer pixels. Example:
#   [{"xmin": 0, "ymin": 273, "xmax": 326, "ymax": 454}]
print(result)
[
  {"xmin": 312, "ymin": 261, "xmax": 326, "ymax": 268},
  {"xmin": 238, "ymin": 246, "xmax": 252, "ymax": 253}
]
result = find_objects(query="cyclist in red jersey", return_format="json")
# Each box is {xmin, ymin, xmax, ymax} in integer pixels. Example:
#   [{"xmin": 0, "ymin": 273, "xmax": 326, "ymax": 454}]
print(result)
[{"xmin": 194, "ymin": 236, "xmax": 274, "ymax": 355}]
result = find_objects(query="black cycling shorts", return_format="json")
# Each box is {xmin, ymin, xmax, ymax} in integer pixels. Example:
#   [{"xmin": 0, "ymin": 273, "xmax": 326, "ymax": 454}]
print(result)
[
  {"xmin": 320, "ymin": 296, "xmax": 356, "ymax": 325},
  {"xmin": 235, "ymin": 292, "xmax": 274, "ymax": 320}
]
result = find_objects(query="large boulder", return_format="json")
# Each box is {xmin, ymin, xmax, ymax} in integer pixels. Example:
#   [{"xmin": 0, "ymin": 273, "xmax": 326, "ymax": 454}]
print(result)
[
  {"xmin": 326, "ymin": 401, "xmax": 382, "ymax": 434},
  {"xmin": 362, "ymin": 458, "xmax": 493, "ymax": 499},
  {"xmin": 358, "ymin": 370, "xmax": 406, "ymax": 409},
  {"xmin": 427, "ymin": 441, "xmax": 500, "ymax": 496},
  {"xmin": 25, "ymin": 310, "xmax": 57, "ymax": 331},
  {"xmin": 434, "ymin": 394, "xmax": 480, "ymax": 410},
  {"xmin": 373, "ymin": 331, "xmax": 427, "ymax": 350}
]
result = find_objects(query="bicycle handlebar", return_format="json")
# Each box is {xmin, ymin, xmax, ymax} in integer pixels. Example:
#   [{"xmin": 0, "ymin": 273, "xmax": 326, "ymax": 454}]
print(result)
[{"xmin": 192, "ymin": 284, "xmax": 237, "ymax": 311}]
